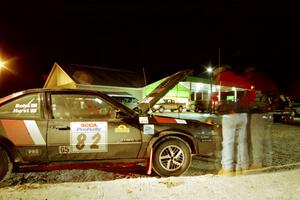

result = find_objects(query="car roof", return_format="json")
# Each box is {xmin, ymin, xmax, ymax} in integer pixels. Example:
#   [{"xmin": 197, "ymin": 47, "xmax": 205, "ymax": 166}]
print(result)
[
  {"xmin": 1, "ymin": 69, "xmax": 192, "ymax": 115},
  {"xmin": 0, "ymin": 88, "xmax": 101, "ymax": 102}
]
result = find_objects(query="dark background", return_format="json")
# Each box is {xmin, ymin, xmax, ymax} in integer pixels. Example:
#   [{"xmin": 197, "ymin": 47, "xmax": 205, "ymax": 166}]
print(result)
[{"xmin": 1, "ymin": 2, "xmax": 300, "ymax": 98}]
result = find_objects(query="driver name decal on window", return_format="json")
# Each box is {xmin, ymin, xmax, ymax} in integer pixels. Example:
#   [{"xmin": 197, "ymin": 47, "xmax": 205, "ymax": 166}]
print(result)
[
  {"xmin": 70, "ymin": 122, "xmax": 108, "ymax": 153},
  {"xmin": 13, "ymin": 103, "xmax": 38, "ymax": 114}
]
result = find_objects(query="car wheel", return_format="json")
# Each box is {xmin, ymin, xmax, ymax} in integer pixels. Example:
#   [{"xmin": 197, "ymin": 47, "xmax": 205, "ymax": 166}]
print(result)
[
  {"xmin": 151, "ymin": 108, "xmax": 157, "ymax": 112},
  {"xmin": 152, "ymin": 138, "xmax": 192, "ymax": 176},
  {"xmin": 159, "ymin": 107, "xmax": 165, "ymax": 113},
  {"xmin": 178, "ymin": 106, "xmax": 183, "ymax": 112},
  {"xmin": 0, "ymin": 147, "xmax": 13, "ymax": 182},
  {"xmin": 190, "ymin": 105, "xmax": 195, "ymax": 111},
  {"xmin": 194, "ymin": 107, "xmax": 200, "ymax": 112}
]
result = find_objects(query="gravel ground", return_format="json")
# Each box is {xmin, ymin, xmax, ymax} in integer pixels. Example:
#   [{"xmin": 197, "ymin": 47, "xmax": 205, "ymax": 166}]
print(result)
[
  {"xmin": 271, "ymin": 124, "xmax": 300, "ymax": 166},
  {"xmin": 1, "ymin": 123, "xmax": 299, "ymax": 187}
]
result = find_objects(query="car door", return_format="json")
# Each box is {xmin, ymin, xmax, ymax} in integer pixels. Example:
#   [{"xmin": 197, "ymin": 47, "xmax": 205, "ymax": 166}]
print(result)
[{"xmin": 46, "ymin": 91, "xmax": 142, "ymax": 162}]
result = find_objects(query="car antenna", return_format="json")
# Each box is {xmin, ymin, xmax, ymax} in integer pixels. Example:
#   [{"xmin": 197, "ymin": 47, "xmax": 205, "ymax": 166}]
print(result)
[
  {"xmin": 142, "ymin": 67, "xmax": 147, "ymax": 86},
  {"xmin": 142, "ymin": 67, "xmax": 152, "ymax": 115}
]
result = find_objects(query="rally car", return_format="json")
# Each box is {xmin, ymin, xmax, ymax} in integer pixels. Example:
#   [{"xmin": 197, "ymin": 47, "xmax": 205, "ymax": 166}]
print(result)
[{"xmin": 0, "ymin": 70, "xmax": 219, "ymax": 182}]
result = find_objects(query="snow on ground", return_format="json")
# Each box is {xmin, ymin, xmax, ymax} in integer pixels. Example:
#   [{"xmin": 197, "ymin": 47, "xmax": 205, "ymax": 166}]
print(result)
[
  {"xmin": 0, "ymin": 123, "xmax": 300, "ymax": 200},
  {"xmin": 0, "ymin": 167, "xmax": 300, "ymax": 200}
]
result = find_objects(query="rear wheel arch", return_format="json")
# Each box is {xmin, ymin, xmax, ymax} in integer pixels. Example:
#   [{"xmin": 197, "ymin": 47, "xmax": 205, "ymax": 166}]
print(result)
[
  {"xmin": 0, "ymin": 144, "xmax": 13, "ymax": 182},
  {"xmin": 0, "ymin": 136, "xmax": 24, "ymax": 165},
  {"xmin": 152, "ymin": 134, "xmax": 196, "ymax": 154},
  {"xmin": 0, "ymin": 136, "xmax": 16, "ymax": 161}
]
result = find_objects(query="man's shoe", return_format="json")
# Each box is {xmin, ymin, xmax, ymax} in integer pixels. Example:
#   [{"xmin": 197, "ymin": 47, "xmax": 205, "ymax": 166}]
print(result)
[
  {"xmin": 235, "ymin": 168, "xmax": 249, "ymax": 175},
  {"xmin": 217, "ymin": 169, "xmax": 234, "ymax": 176},
  {"xmin": 235, "ymin": 169, "xmax": 243, "ymax": 175},
  {"xmin": 249, "ymin": 164, "xmax": 262, "ymax": 170}
]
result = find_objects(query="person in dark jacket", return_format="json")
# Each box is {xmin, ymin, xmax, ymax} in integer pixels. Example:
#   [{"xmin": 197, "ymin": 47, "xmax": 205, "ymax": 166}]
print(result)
[
  {"xmin": 243, "ymin": 67, "xmax": 274, "ymax": 169},
  {"xmin": 248, "ymin": 92, "xmax": 273, "ymax": 169}
]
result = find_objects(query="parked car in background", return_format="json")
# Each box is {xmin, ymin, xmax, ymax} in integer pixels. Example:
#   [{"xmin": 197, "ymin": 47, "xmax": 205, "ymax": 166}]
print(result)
[
  {"xmin": 152, "ymin": 99, "xmax": 186, "ymax": 113},
  {"xmin": 104, "ymin": 92, "xmax": 139, "ymax": 110},
  {"xmin": 280, "ymin": 101, "xmax": 300, "ymax": 125},
  {"xmin": 0, "ymin": 70, "xmax": 219, "ymax": 182},
  {"xmin": 269, "ymin": 94, "xmax": 292, "ymax": 123}
]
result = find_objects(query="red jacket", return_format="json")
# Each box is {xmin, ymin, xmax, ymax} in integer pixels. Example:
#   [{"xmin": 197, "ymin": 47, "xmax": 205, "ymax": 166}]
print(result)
[{"xmin": 214, "ymin": 70, "xmax": 255, "ymax": 114}]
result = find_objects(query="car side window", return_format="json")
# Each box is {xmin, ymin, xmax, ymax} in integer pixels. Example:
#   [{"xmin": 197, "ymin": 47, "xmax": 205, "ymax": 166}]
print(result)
[
  {"xmin": 51, "ymin": 94, "xmax": 116, "ymax": 120},
  {"xmin": 0, "ymin": 93, "xmax": 41, "ymax": 119}
]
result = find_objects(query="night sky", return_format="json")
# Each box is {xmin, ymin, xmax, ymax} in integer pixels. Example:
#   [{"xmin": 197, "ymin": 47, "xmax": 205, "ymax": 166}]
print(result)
[{"xmin": 1, "ymin": 2, "xmax": 300, "ymax": 98}]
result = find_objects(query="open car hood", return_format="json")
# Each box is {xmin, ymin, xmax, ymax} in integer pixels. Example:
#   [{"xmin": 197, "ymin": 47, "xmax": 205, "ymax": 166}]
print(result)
[{"xmin": 138, "ymin": 69, "xmax": 192, "ymax": 114}]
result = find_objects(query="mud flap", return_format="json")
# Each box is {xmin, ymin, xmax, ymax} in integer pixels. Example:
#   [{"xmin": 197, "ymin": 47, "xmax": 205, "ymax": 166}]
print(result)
[{"xmin": 146, "ymin": 148, "xmax": 153, "ymax": 175}]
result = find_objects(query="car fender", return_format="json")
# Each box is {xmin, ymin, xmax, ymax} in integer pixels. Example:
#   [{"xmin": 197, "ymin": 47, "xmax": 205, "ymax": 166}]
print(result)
[
  {"xmin": 0, "ymin": 136, "xmax": 23, "ymax": 164},
  {"xmin": 145, "ymin": 130, "xmax": 196, "ymax": 158}
]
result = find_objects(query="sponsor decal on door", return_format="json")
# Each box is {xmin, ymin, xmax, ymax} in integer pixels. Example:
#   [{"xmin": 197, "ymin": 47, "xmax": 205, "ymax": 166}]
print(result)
[{"xmin": 70, "ymin": 122, "xmax": 108, "ymax": 153}]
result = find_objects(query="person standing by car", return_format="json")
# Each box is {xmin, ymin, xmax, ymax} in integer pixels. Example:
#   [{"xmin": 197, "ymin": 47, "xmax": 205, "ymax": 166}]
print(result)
[
  {"xmin": 248, "ymin": 92, "xmax": 273, "ymax": 169},
  {"xmin": 244, "ymin": 67, "xmax": 276, "ymax": 169},
  {"xmin": 214, "ymin": 65, "xmax": 253, "ymax": 175},
  {"xmin": 243, "ymin": 67, "xmax": 275, "ymax": 169}
]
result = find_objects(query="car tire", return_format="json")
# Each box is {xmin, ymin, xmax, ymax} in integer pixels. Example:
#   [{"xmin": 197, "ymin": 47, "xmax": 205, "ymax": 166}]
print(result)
[
  {"xmin": 0, "ymin": 146, "xmax": 13, "ymax": 182},
  {"xmin": 159, "ymin": 107, "xmax": 165, "ymax": 113},
  {"xmin": 190, "ymin": 105, "xmax": 195, "ymax": 111},
  {"xmin": 152, "ymin": 138, "xmax": 192, "ymax": 177},
  {"xmin": 178, "ymin": 106, "xmax": 183, "ymax": 112},
  {"xmin": 194, "ymin": 107, "xmax": 200, "ymax": 112}
]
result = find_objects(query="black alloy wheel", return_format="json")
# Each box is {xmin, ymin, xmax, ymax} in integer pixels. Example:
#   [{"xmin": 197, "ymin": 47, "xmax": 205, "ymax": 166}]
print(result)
[{"xmin": 152, "ymin": 138, "xmax": 192, "ymax": 176}]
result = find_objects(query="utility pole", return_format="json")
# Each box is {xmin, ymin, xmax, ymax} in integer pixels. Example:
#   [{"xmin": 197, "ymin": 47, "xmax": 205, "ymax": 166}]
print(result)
[{"xmin": 207, "ymin": 67, "xmax": 213, "ymax": 115}]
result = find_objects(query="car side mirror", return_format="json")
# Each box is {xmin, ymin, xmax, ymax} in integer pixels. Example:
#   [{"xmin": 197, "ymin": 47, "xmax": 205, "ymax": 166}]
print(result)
[
  {"xmin": 133, "ymin": 107, "xmax": 142, "ymax": 115},
  {"xmin": 116, "ymin": 110, "xmax": 128, "ymax": 119}
]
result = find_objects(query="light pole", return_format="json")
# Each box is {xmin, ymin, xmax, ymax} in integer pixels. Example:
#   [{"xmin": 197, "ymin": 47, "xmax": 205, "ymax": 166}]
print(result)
[{"xmin": 207, "ymin": 67, "xmax": 213, "ymax": 115}]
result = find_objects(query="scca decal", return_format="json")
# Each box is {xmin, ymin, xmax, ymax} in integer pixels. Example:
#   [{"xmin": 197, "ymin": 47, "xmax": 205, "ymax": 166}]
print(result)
[
  {"xmin": 80, "ymin": 123, "xmax": 97, "ymax": 127},
  {"xmin": 70, "ymin": 122, "xmax": 108, "ymax": 153}
]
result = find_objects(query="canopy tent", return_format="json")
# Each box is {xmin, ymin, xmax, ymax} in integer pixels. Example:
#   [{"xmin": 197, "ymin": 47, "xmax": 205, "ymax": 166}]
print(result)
[
  {"xmin": 244, "ymin": 71, "xmax": 279, "ymax": 94},
  {"xmin": 214, "ymin": 71, "xmax": 251, "ymax": 89}
]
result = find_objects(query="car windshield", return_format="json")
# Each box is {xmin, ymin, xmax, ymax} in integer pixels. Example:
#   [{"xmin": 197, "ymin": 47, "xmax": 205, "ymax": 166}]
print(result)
[{"xmin": 99, "ymin": 92, "xmax": 139, "ymax": 116}]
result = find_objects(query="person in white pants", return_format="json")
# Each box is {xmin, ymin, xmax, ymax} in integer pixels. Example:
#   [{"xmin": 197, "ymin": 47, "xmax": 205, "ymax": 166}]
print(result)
[
  {"xmin": 213, "ymin": 65, "xmax": 254, "ymax": 175},
  {"xmin": 221, "ymin": 113, "xmax": 249, "ymax": 172}
]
